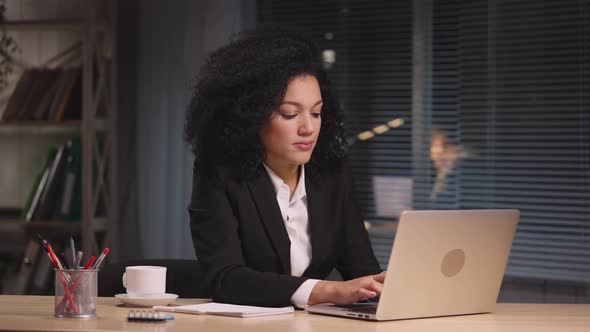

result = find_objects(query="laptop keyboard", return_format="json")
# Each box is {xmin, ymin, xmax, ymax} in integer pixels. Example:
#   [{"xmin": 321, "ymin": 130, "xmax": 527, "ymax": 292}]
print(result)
[
  {"xmin": 347, "ymin": 306, "xmax": 377, "ymax": 314},
  {"xmin": 342, "ymin": 303, "xmax": 378, "ymax": 314}
]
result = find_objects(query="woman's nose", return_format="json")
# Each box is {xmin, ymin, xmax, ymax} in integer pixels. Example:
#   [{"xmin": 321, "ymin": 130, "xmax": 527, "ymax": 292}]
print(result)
[{"xmin": 298, "ymin": 115, "xmax": 315, "ymax": 135}]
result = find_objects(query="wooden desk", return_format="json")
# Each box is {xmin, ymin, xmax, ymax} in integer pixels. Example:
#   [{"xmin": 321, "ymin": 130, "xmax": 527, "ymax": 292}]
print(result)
[{"xmin": 1, "ymin": 295, "xmax": 589, "ymax": 332}]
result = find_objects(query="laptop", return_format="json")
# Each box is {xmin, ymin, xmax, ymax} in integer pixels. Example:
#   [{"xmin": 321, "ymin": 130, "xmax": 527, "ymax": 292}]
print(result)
[{"xmin": 306, "ymin": 209, "xmax": 519, "ymax": 321}]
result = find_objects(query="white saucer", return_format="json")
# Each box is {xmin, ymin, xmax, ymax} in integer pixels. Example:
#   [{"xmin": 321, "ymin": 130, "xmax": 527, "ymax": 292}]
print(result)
[{"xmin": 115, "ymin": 293, "xmax": 179, "ymax": 307}]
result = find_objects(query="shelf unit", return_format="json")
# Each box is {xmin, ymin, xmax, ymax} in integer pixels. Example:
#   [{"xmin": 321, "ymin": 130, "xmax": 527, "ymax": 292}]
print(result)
[
  {"xmin": 0, "ymin": 121, "xmax": 81, "ymax": 134},
  {"xmin": 0, "ymin": 20, "xmax": 84, "ymax": 31},
  {"xmin": 0, "ymin": 0, "xmax": 117, "ymax": 260},
  {"xmin": 0, "ymin": 219, "xmax": 96, "ymax": 236}
]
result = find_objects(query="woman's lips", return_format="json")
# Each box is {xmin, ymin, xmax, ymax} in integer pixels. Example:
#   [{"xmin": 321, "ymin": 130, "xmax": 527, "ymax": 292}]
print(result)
[{"xmin": 294, "ymin": 142, "xmax": 314, "ymax": 151}]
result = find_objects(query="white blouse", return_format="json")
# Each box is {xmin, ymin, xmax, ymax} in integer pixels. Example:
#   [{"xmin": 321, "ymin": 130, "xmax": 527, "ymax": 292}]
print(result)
[{"xmin": 263, "ymin": 164, "xmax": 320, "ymax": 308}]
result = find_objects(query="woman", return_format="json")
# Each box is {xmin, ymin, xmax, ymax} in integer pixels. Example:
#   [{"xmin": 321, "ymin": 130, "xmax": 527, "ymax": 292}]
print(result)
[{"xmin": 185, "ymin": 28, "xmax": 384, "ymax": 308}]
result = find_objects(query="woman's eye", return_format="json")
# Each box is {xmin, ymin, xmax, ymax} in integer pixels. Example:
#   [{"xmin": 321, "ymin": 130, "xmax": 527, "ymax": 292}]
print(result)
[
  {"xmin": 312, "ymin": 112, "xmax": 322, "ymax": 118},
  {"xmin": 280, "ymin": 113, "xmax": 297, "ymax": 119}
]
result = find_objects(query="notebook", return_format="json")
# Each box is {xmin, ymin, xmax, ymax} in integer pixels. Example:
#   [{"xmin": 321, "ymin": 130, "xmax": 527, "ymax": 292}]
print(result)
[{"xmin": 153, "ymin": 302, "xmax": 294, "ymax": 318}]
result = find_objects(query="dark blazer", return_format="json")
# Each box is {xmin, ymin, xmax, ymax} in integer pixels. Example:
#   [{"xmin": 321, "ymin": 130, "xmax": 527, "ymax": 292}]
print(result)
[{"xmin": 188, "ymin": 162, "xmax": 381, "ymax": 307}]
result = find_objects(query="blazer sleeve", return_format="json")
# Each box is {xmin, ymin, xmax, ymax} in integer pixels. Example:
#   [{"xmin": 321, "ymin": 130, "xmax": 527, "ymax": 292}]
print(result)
[
  {"xmin": 188, "ymin": 166, "xmax": 306, "ymax": 307},
  {"xmin": 335, "ymin": 163, "xmax": 383, "ymax": 280}
]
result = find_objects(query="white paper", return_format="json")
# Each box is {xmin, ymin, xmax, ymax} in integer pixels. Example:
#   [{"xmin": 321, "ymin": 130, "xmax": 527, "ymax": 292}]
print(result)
[{"xmin": 153, "ymin": 302, "xmax": 294, "ymax": 318}]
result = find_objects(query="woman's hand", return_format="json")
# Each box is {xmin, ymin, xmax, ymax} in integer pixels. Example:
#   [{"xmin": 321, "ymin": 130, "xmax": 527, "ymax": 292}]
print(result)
[{"xmin": 308, "ymin": 273, "xmax": 386, "ymax": 306}]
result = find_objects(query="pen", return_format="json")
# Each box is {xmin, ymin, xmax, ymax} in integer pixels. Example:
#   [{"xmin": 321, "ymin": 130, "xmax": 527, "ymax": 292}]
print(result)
[
  {"xmin": 36, "ymin": 235, "xmax": 78, "ymax": 313},
  {"xmin": 47, "ymin": 243, "xmax": 64, "ymax": 270},
  {"xmin": 70, "ymin": 237, "xmax": 76, "ymax": 267},
  {"xmin": 37, "ymin": 236, "xmax": 58, "ymax": 269},
  {"xmin": 92, "ymin": 248, "xmax": 110, "ymax": 269},
  {"xmin": 75, "ymin": 251, "xmax": 83, "ymax": 269},
  {"xmin": 59, "ymin": 252, "xmax": 72, "ymax": 270},
  {"xmin": 36, "ymin": 235, "xmax": 65, "ymax": 271},
  {"xmin": 83, "ymin": 256, "xmax": 96, "ymax": 269}
]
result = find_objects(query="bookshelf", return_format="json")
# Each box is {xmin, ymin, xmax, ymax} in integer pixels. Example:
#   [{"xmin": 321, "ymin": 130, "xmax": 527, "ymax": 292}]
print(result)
[
  {"xmin": 0, "ymin": 0, "xmax": 117, "ymax": 294},
  {"xmin": 1, "ymin": 20, "xmax": 83, "ymax": 31},
  {"xmin": 0, "ymin": 121, "xmax": 81, "ymax": 134},
  {"xmin": 1, "ymin": 220, "xmax": 88, "ymax": 236}
]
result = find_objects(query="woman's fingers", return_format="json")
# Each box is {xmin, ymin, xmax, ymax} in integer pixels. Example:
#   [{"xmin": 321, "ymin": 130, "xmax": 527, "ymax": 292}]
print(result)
[
  {"xmin": 372, "ymin": 272, "xmax": 386, "ymax": 283},
  {"xmin": 359, "ymin": 276, "xmax": 383, "ymax": 294},
  {"xmin": 354, "ymin": 288, "xmax": 377, "ymax": 302},
  {"xmin": 344, "ymin": 288, "xmax": 378, "ymax": 304},
  {"xmin": 315, "ymin": 275, "xmax": 386, "ymax": 305},
  {"xmin": 366, "ymin": 280, "xmax": 383, "ymax": 294}
]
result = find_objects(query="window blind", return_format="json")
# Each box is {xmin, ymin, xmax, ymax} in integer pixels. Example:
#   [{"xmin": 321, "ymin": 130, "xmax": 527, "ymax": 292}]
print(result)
[
  {"xmin": 258, "ymin": 1, "xmax": 589, "ymax": 281},
  {"xmin": 417, "ymin": 0, "xmax": 590, "ymax": 282}
]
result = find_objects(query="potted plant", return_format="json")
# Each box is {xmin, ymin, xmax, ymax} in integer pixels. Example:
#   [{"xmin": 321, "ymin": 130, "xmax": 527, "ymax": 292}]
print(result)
[{"xmin": 0, "ymin": 0, "xmax": 19, "ymax": 91}]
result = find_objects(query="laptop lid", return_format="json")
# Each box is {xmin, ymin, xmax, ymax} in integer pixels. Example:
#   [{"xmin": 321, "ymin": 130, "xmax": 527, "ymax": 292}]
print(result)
[{"xmin": 374, "ymin": 209, "xmax": 519, "ymax": 320}]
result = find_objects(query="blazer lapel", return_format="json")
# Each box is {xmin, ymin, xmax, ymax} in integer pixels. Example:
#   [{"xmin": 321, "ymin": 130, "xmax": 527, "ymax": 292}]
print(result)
[
  {"xmin": 305, "ymin": 173, "xmax": 331, "ymax": 273},
  {"xmin": 247, "ymin": 169, "xmax": 291, "ymax": 274}
]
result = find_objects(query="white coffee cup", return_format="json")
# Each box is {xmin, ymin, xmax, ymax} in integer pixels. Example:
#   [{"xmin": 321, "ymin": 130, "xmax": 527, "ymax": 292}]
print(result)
[{"xmin": 122, "ymin": 266, "xmax": 166, "ymax": 297}]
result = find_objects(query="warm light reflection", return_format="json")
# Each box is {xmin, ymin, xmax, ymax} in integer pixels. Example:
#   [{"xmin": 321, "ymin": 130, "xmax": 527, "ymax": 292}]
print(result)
[
  {"xmin": 388, "ymin": 118, "xmax": 405, "ymax": 128},
  {"xmin": 356, "ymin": 117, "xmax": 405, "ymax": 141},
  {"xmin": 430, "ymin": 129, "xmax": 472, "ymax": 199},
  {"xmin": 358, "ymin": 131, "xmax": 375, "ymax": 141},
  {"xmin": 372, "ymin": 124, "xmax": 390, "ymax": 134}
]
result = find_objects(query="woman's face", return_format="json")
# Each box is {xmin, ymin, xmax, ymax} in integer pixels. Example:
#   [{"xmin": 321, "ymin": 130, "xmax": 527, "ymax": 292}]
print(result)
[{"xmin": 259, "ymin": 74, "xmax": 323, "ymax": 169}]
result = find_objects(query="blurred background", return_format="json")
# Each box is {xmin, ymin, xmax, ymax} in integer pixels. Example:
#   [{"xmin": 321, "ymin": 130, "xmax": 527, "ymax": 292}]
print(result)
[{"xmin": 0, "ymin": 0, "xmax": 588, "ymax": 303}]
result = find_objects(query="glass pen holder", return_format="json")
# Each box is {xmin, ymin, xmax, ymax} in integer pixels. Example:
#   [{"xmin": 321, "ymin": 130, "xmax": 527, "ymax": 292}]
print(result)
[{"xmin": 54, "ymin": 269, "xmax": 98, "ymax": 318}]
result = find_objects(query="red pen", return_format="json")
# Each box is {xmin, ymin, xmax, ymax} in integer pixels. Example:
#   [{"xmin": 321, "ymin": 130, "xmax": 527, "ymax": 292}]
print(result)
[
  {"xmin": 46, "ymin": 243, "xmax": 65, "ymax": 270},
  {"xmin": 92, "ymin": 248, "xmax": 110, "ymax": 269},
  {"xmin": 83, "ymin": 256, "xmax": 96, "ymax": 269},
  {"xmin": 37, "ymin": 236, "xmax": 78, "ymax": 314},
  {"xmin": 36, "ymin": 236, "xmax": 63, "ymax": 270}
]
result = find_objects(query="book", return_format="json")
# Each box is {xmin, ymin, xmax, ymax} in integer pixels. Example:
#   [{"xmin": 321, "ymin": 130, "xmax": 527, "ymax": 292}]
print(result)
[
  {"xmin": 20, "ymin": 168, "xmax": 44, "ymax": 221},
  {"xmin": 56, "ymin": 137, "xmax": 82, "ymax": 221},
  {"xmin": 53, "ymin": 68, "xmax": 80, "ymax": 121},
  {"xmin": 32, "ymin": 70, "xmax": 61, "ymax": 120},
  {"xmin": 36, "ymin": 143, "xmax": 68, "ymax": 220},
  {"xmin": 153, "ymin": 302, "xmax": 295, "ymax": 318},
  {"xmin": 61, "ymin": 68, "xmax": 82, "ymax": 120},
  {"xmin": 17, "ymin": 69, "xmax": 59, "ymax": 121},
  {"xmin": 46, "ymin": 69, "xmax": 70, "ymax": 121},
  {"xmin": 0, "ymin": 67, "xmax": 78, "ymax": 122},
  {"xmin": 2, "ymin": 70, "xmax": 35, "ymax": 121},
  {"xmin": 25, "ymin": 147, "xmax": 57, "ymax": 222}
]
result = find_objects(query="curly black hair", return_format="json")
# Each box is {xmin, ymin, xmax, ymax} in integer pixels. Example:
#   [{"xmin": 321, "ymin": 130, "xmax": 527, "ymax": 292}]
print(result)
[{"xmin": 184, "ymin": 27, "xmax": 347, "ymax": 181}]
